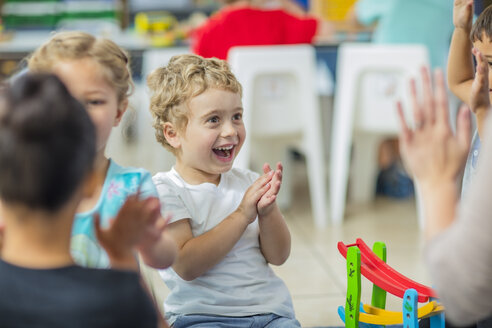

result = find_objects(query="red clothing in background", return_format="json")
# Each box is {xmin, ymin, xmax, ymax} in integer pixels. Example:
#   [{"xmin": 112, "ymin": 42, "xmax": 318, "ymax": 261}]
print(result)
[{"xmin": 192, "ymin": 7, "xmax": 318, "ymax": 60}]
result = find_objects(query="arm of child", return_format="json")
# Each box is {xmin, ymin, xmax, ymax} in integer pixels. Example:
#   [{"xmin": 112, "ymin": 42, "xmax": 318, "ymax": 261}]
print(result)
[
  {"xmin": 257, "ymin": 163, "xmax": 291, "ymax": 266},
  {"xmin": 95, "ymin": 195, "xmax": 163, "ymax": 271},
  {"xmin": 470, "ymin": 48, "xmax": 491, "ymax": 136},
  {"xmin": 447, "ymin": 0, "xmax": 475, "ymax": 104},
  {"xmin": 167, "ymin": 171, "xmax": 274, "ymax": 281},
  {"xmin": 398, "ymin": 68, "xmax": 471, "ymax": 240}
]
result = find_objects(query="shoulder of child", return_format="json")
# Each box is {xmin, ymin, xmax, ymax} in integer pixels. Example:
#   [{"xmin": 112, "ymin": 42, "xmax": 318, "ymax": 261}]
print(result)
[{"xmin": 152, "ymin": 169, "xmax": 184, "ymax": 189}]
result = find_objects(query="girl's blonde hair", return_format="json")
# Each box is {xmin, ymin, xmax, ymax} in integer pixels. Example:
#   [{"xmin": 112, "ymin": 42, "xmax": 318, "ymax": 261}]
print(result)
[
  {"xmin": 147, "ymin": 54, "xmax": 242, "ymax": 154},
  {"xmin": 27, "ymin": 31, "xmax": 133, "ymax": 104}
]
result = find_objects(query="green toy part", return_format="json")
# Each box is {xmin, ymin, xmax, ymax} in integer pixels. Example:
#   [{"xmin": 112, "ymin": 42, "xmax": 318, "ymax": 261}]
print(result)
[
  {"xmin": 346, "ymin": 247, "xmax": 361, "ymax": 328},
  {"xmin": 371, "ymin": 242, "xmax": 387, "ymax": 310}
]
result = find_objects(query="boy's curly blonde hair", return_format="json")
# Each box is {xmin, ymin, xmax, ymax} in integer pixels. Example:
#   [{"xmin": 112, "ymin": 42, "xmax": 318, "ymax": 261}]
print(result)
[{"xmin": 147, "ymin": 54, "xmax": 242, "ymax": 154}]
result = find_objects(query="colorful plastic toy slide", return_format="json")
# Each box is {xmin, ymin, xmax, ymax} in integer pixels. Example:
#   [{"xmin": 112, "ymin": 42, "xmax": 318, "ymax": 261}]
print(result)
[
  {"xmin": 337, "ymin": 239, "xmax": 445, "ymax": 328},
  {"xmin": 338, "ymin": 238, "xmax": 437, "ymax": 302}
]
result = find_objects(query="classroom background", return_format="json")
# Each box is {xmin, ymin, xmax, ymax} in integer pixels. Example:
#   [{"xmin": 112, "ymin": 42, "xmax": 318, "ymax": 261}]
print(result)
[{"xmin": 0, "ymin": 0, "xmax": 485, "ymax": 326}]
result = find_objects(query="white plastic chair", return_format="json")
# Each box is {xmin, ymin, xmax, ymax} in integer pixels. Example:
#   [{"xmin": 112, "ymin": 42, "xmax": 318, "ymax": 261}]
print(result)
[
  {"xmin": 228, "ymin": 44, "xmax": 328, "ymax": 228},
  {"xmin": 330, "ymin": 43, "xmax": 429, "ymax": 226}
]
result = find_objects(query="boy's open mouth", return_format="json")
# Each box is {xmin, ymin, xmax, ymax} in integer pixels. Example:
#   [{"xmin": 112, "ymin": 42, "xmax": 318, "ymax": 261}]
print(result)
[{"xmin": 213, "ymin": 145, "xmax": 234, "ymax": 158}]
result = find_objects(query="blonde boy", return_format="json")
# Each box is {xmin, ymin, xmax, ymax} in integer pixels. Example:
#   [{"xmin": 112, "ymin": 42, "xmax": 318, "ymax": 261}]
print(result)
[{"xmin": 147, "ymin": 54, "xmax": 300, "ymax": 327}]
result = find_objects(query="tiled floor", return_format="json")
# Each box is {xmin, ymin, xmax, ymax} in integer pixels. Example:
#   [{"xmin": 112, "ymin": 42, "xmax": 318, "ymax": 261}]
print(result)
[{"xmin": 141, "ymin": 162, "xmax": 431, "ymax": 327}]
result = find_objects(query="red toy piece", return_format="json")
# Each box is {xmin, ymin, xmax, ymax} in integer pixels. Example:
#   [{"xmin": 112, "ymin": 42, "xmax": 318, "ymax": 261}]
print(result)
[{"xmin": 338, "ymin": 238, "xmax": 437, "ymax": 302}]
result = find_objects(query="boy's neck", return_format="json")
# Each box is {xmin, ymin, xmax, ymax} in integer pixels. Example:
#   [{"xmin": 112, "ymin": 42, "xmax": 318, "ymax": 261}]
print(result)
[
  {"xmin": 174, "ymin": 161, "xmax": 221, "ymax": 186},
  {"xmin": 1, "ymin": 203, "xmax": 76, "ymax": 269}
]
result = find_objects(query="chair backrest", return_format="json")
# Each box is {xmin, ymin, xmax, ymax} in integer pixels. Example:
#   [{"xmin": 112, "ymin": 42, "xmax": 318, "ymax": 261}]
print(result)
[
  {"xmin": 228, "ymin": 44, "xmax": 320, "ymax": 169},
  {"xmin": 335, "ymin": 43, "xmax": 430, "ymax": 135},
  {"xmin": 329, "ymin": 43, "xmax": 430, "ymax": 225}
]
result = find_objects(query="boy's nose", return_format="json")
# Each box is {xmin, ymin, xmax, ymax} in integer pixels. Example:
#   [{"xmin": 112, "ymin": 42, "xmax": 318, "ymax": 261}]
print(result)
[{"xmin": 221, "ymin": 122, "xmax": 238, "ymax": 137}]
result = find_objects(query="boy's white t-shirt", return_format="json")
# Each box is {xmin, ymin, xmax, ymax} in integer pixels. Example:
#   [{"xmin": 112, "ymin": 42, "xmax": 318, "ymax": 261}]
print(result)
[{"xmin": 152, "ymin": 167, "xmax": 295, "ymax": 324}]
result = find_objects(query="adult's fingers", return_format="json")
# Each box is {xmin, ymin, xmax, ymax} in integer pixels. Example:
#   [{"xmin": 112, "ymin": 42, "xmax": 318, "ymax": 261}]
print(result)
[
  {"xmin": 397, "ymin": 101, "xmax": 412, "ymax": 144},
  {"xmin": 410, "ymin": 78, "xmax": 424, "ymax": 129},
  {"xmin": 420, "ymin": 66, "xmax": 436, "ymax": 125},
  {"xmin": 434, "ymin": 69, "xmax": 450, "ymax": 126}
]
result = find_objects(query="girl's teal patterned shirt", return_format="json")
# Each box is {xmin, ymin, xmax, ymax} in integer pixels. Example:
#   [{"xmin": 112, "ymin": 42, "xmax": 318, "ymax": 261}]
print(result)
[{"xmin": 71, "ymin": 160, "xmax": 158, "ymax": 268}]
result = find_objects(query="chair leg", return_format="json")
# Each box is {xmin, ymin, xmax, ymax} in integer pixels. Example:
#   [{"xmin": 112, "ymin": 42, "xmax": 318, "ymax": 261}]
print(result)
[
  {"xmin": 330, "ymin": 121, "xmax": 352, "ymax": 225},
  {"xmin": 305, "ymin": 139, "xmax": 327, "ymax": 228},
  {"xmin": 276, "ymin": 148, "xmax": 293, "ymax": 211},
  {"xmin": 351, "ymin": 134, "xmax": 382, "ymax": 204}
]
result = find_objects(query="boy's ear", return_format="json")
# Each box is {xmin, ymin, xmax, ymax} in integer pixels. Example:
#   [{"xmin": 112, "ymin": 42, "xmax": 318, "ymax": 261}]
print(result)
[
  {"xmin": 113, "ymin": 98, "xmax": 129, "ymax": 127},
  {"xmin": 163, "ymin": 122, "xmax": 181, "ymax": 149}
]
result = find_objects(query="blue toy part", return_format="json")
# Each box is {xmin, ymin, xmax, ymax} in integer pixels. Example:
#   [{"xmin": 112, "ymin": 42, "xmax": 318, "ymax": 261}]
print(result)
[
  {"xmin": 429, "ymin": 313, "xmax": 445, "ymax": 328},
  {"xmin": 337, "ymin": 303, "xmax": 369, "ymax": 323},
  {"xmin": 338, "ymin": 305, "xmax": 345, "ymax": 324},
  {"xmin": 402, "ymin": 289, "xmax": 418, "ymax": 328},
  {"xmin": 429, "ymin": 296, "xmax": 445, "ymax": 328},
  {"xmin": 338, "ymin": 305, "xmax": 380, "ymax": 328}
]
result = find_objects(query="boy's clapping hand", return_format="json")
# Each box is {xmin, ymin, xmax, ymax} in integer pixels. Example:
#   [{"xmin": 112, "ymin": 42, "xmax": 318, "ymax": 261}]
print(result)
[
  {"xmin": 237, "ymin": 170, "xmax": 275, "ymax": 224},
  {"xmin": 258, "ymin": 162, "xmax": 283, "ymax": 216}
]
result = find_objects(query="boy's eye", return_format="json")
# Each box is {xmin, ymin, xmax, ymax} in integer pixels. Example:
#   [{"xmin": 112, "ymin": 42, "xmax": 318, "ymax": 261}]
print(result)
[
  {"xmin": 233, "ymin": 113, "xmax": 242, "ymax": 121},
  {"xmin": 488, "ymin": 62, "xmax": 492, "ymax": 67},
  {"xmin": 207, "ymin": 116, "xmax": 219, "ymax": 123}
]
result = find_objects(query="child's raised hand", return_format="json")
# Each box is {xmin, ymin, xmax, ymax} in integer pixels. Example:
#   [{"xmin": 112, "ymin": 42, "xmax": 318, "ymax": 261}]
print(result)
[
  {"xmin": 470, "ymin": 48, "xmax": 491, "ymax": 114},
  {"xmin": 453, "ymin": 0, "xmax": 473, "ymax": 30},
  {"xmin": 257, "ymin": 162, "xmax": 283, "ymax": 216},
  {"xmin": 94, "ymin": 194, "xmax": 162, "ymax": 270},
  {"xmin": 237, "ymin": 170, "xmax": 274, "ymax": 224},
  {"xmin": 398, "ymin": 68, "xmax": 471, "ymax": 189}
]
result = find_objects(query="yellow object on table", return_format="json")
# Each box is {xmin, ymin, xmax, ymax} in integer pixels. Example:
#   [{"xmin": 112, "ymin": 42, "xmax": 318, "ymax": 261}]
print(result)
[
  {"xmin": 135, "ymin": 11, "xmax": 177, "ymax": 34},
  {"xmin": 310, "ymin": 0, "xmax": 357, "ymax": 21}
]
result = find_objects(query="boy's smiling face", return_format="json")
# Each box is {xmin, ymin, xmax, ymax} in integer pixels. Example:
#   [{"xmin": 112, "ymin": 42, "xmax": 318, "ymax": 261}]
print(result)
[
  {"xmin": 172, "ymin": 88, "xmax": 245, "ymax": 185},
  {"xmin": 473, "ymin": 35, "xmax": 492, "ymax": 93}
]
